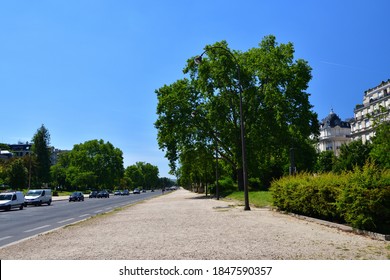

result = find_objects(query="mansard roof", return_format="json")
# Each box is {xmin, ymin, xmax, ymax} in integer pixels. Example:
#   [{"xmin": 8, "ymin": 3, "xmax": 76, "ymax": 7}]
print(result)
[{"xmin": 320, "ymin": 109, "xmax": 351, "ymax": 129}]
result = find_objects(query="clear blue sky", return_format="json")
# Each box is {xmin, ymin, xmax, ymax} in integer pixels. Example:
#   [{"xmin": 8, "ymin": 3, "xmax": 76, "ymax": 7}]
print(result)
[{"xmin": 1, "ymin": 0, "xmax": 389, "ymax": 178}]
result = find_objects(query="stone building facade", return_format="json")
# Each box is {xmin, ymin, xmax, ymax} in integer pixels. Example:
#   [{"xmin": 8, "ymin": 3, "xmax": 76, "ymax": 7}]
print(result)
[
  {"xmin": 350, "ymin": 79, "xmax": 390, "ymax": 143},
  {"xmin": 317, "ymin": 110, "xmax": 351, "ymax": 156}
]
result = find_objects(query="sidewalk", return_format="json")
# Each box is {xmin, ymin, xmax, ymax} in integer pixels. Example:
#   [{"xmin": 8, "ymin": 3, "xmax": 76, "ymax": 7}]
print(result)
[
  {"xmin": 52, "ymin": 195, "xmax": 68, "ymax": 201},
  {"xmin": 0, "ymin": 188, "xmax": 389, "ymax": 259}
]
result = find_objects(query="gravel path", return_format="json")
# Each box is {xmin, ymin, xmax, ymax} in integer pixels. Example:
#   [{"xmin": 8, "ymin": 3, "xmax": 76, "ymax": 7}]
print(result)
[{"xmin": 0, "ymin": 188, "xmax": 389, "ymax": 260}]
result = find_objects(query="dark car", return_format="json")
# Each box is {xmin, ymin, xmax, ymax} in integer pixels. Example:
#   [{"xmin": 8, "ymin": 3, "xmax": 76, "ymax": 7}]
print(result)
[
  {"xmin": 89, "ymin": 190, "xmax": 98, "ymax": 198},
  {"xmin": 114, "ymin": 190, "xmax": 122, "ymax": 196},
  {"xmin": 97, "ymin": 190, "xmax": 109, "ymax": 198},
  {"xmin": 122, "ymin": 190, "xmax": 130, "ymax": 195},
  {"xmin": 69, "ymin": 192, "xmax": 84, "ymax": 202},
  {"xmin": 133, "ymin": 188, "xmax": 140, "ymax": 194}
]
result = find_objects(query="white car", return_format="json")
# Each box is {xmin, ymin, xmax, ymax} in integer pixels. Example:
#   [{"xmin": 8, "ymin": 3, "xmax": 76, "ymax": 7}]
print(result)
[
  {"xmin": 24, "ymin": 189, "xmax": 52, "ymax": 206},
  {"xmin": 0, "ymin": 191, "xmax": 25, "ymax": 211}
]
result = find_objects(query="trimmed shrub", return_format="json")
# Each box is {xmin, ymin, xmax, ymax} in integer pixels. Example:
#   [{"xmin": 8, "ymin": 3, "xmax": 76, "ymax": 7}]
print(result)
[
  {"xmin": 271, "ymin": 173, "xmax": 344, "ymax": 222},
  {"xmin": 270, "ymin": 164, "xmax": 390, "ymax": 234},
  {"xmin": 336, "ymin": 164, "xmax": 390, "ymax": 233}
]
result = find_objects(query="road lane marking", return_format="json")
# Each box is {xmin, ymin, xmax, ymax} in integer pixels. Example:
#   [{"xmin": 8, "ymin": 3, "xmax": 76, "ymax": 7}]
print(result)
[
  {"xmin": 57, "ymin": 218, "xmax": 75, "ymax": 224},
  {"xmin": 0, "ymin": 236, "xmax": 13, "ymax": 241},
  {"xmin": 24, "ymin": 225, "xmax": 51, "ymax": 233},
  {"xmin": 79, "ymin": 214, "xmax": 90, "ymax": 218}
]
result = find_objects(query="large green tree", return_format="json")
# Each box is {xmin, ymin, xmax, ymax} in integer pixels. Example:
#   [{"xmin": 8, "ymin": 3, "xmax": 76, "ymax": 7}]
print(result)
[
  {"xmin": 32, "ymin": 124, "xmax": 51, "ymax": 186},
  {"xmin": 124, "ymin": 165, "xmax": 143, "ymax": 188},
  {"xmin": 334, "ymin": 139, "xmax": 372, "ymax": 172},
  {"xmin": 52, "ymin": 139, "xmax": 124, "ymax": 189},
  {"xmin": 124, "ymin": 162, "xmax": 159, "ymax": 190},
  {"xmin": 315, "ymin": 151, "xmax": 337, "ymax": 173},
  {"xmin": 141, "ymin": 162, "xmax": 159, "ymax": 190},
  {"xmin": 155, "ymin": 35, "xmax": 318, "ymax": 189},
  {"xmin": 7, "ymin": 158, "xmax": 28, "ymax": 189},
  {"xmin": 370, "ymin": 121, "xmax": 390, "ymax": 169},
  {"xmin": 50, "ymin": 151, "xmax": 71, "ymax": 189}
]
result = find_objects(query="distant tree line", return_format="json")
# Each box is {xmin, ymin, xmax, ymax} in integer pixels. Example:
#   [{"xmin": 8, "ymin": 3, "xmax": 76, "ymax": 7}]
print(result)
[{"xmin": 0, "ymin": 125, "xmax": 175, "ymax": 191}]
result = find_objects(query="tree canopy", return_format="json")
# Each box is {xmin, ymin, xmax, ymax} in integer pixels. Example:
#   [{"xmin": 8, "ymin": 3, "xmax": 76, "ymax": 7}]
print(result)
[
  {"xmin": 52, "ymin": 139, "xmax": 124, "ymax": 189},
  {"xmin": 155, "ymin": 35, "xmax": 319, "ymax": 189},
  {"xmin": 32, "ymin": 124, "xmax": 51, "ymax": 186},
  {"xmin": 7, "ymin": 158, "xmax": 28, "ymax": 189},
  {"xmin": 124, "ymin": 162, "xmax": 159, "ymax": 190},
  {"xmin": 2, "ymin": 135, "xmax": 170, "ymax": 191},
  {"xmin": 334, "ymin": 139, "xmax": 372, "ymax": 172},
  {"xmin": 370, "ymin": 121, "xmax": 390, "ymax": 169}
]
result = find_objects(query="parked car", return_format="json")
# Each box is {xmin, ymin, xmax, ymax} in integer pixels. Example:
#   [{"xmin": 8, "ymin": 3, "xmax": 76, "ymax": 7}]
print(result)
[
  {"xmin": 69, "ymin": 192, "xmax": 84, "ymax": 202},
  {"xmin": 133, "ymin": 188, "xmax": 140, "ymax": 194},
  {"xmin": 89, "ymin": 190, "xmax": 98, "ymax": 198},
  {"xmin": 122, "ymin": 189, "xmax": 130, "ymax": 195},
  {"xmin": 24, "ymin": 189, "xmax": 52, "ymax": 206},
  {"xmin": 114, "ymin": 190, "xmax": 122, "ymax": 196},
  {"xmin": 97, "ymin": 190, "xmax": 109, "ymax": 198},
  {"xmin": 0, "ymin": 191, "xmax": 25, "ymax": 211}
]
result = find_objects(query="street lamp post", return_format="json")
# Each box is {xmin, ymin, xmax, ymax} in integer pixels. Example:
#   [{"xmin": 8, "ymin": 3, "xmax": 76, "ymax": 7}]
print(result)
[
  {"xmin": 195, "ymin": 46, "xmax": 250, "ymax": 211},
  {"xmin": 215, "ymin": 127, "xmax": 219, "ymax": 200},
  {"xmin": 289, "ymin": 147, "xmax": 296, "ymax": 176}
]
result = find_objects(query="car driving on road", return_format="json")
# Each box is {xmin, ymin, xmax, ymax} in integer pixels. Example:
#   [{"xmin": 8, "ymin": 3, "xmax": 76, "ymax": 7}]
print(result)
[
  {"xmin": 69, "ymin": 192, "xmax": 84, "ymax": 202},
  {"xmin": 24, "ymin": 189, "xmax": 52, "ymax": 206},
  {"xmin": 97, "ymin": 190, "xmax": 109, "ymax": 198},
  {"xmin": 0, "ymin": 191, "xmax": 25, "ymax": 211},
  {"xmin": 89, "ymin": 190, "xmax": 98, "ymax": 198}
]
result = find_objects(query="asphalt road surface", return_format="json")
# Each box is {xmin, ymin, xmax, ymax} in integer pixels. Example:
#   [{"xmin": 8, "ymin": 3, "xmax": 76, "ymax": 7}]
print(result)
[{"xmin": 0, "ymin": 191, "xmax": 161, "ymax": 248}]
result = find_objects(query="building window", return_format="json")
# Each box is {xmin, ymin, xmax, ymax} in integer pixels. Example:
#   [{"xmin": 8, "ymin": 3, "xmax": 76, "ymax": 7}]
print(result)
[{"xmin": 365, "ymin": 119, "xmax": 370, "ymax": 128}]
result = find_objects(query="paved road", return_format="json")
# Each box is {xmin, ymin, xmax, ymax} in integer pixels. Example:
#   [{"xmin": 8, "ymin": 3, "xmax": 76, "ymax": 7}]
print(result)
[{"xmin": 0, "ymin": 191, "xmax": 161, "ymax": 247}]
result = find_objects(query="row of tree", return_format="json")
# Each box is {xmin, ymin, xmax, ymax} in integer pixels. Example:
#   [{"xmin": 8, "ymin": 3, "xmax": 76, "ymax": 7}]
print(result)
[
  {"xmin": 0, "ymin": 125, "xmax": 175, "ymax": 191},
  {"xmin": 155, "ymin": 35, "xmax": 389, "ymax": 191},
  {"xmin": 155, "ymin": 35, "xmax": 318, "ymax": 190}
]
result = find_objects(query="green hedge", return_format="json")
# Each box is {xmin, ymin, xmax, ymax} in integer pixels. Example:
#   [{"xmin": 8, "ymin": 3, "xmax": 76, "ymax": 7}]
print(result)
[{"xmin": 270, "ymin": 163, "xmax": 390, "ymax": 234}]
